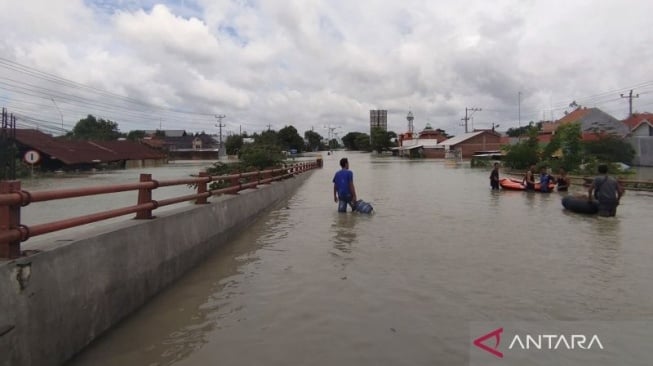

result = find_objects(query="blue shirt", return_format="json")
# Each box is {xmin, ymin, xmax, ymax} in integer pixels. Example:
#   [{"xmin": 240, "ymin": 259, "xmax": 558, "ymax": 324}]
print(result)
[
  {"xmin": 332, "ymin": 169, "xmax": 353, "ymax": 199},
  {"xmin": 540, "ymin": 174, "xmax": 552, "ymax": 192}
]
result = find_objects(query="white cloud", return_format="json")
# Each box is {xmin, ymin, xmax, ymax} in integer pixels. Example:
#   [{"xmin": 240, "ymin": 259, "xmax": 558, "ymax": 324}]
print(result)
[{"xmin": 1, "ymin": 0, "xmax": 652, "ymax": 136}]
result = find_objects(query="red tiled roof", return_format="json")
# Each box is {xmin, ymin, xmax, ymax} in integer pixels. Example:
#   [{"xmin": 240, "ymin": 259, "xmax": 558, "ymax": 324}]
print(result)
[
  {"xmin": 14, "ymin": 129, "xmax": 166, "ymax": 165},
  {"xmin": 622, "ymin": 113, "xmax": 653, "ymax": 130},
  {"xmin": 557, "ymin": 107, "xmax": 592, "ymax": 125}
]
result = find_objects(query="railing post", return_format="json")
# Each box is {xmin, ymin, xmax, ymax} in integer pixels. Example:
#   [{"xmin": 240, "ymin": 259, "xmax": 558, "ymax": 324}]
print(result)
[
  {"xmin": 0, "ymin": 180, "xmax": 22, "ymax": 259},
  {"xmin": 135, "ymin": 174, "xmax": 154, "ymax": 219},
  {"xmin": 229, "ymin": 173, "xmax": 241, "ymax": 193},
  {"xmin": 196, "ymin": 172, "xmax": 209, "ymax": 204}
]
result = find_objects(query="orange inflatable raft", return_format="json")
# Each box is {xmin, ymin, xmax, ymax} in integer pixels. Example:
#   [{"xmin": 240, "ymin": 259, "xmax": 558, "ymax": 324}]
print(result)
[{"xmin": 499, "ymin": 178, "xmax": 555, "ymax": 191}]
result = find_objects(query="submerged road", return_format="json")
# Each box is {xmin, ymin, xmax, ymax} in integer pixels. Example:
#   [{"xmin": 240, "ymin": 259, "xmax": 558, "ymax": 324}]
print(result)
[{"xmin": 63, "ymin": 153, "xmax": 653, "ymax": 365}]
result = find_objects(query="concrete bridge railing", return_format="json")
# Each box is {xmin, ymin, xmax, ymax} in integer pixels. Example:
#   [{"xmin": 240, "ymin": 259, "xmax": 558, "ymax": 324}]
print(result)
[{"xmin": 0, "ymin": 160, "xmax": 320, "ymax": 366}]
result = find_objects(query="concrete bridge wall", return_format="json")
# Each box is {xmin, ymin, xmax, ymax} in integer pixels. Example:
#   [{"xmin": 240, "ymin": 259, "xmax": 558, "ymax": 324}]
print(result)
[{"xmin": 0, "ymin": 173, "xmax": 312, "ymax": 366}]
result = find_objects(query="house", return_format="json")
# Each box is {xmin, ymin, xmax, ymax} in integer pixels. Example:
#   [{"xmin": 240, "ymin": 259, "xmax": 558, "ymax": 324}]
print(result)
[
  {"xmin": 548, "ymin": 107, "xmax": 629, "ymax": 140},
  {"xmin": 13, "ymin": 129, "xmax": 167, "ymax": 171},
  {"xmin": 623, "ymin": 113, "xmax": 653, "ymax": 137},
  {"xmin": 438, "ymin": 130, "xmax": 502, "ymax": 159},
  {"xmin": 395, "ymin": 123, "xmax": 448, "ymax": 158},
  {"xmin": 143, "ymin": 132, "xmax": 219, "ymax": 160},
  {"xmin": 623, "ymin": 113, "xmax": 653, "ymax": 166}
]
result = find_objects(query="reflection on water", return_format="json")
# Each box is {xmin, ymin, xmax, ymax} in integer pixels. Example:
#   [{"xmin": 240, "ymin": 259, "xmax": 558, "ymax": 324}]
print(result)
[
  {"xmin": 66, "ymin": 153, "xmax": 653, "ymax": 366},
  {"xmin": 331, "ymin": 213, "xmax": 358, "ymax": 254}
]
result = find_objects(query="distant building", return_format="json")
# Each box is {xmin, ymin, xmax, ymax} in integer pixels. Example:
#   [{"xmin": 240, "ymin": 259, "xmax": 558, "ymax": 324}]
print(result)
[
  {"xmin": 370, "ymin": 110, "xmax": 387, "ymax": 134},
  {"xmin": 439, "ymin": 130, "xmax": 502, "ymax": 159},
  {"xmin": 623, "ymin": 112, "xmax": 653, "ymax": 166},
  {"xmin": 548, "ymin": 107, "xmax": 629, "ymax": 140},
  {"xmin": 396, "ymin": 123, "xmax": 449, "ymax": 158},
  {"xmin": 623, "ymin": 113, "xmax": 653, "ymax": 137},
  {"xmin": 142, "ymin": 132, "xmax": 219, "ymax": 160},
  {"xmin": 13, "ymin": 129, "xmax": 166, "ymax": 171}
]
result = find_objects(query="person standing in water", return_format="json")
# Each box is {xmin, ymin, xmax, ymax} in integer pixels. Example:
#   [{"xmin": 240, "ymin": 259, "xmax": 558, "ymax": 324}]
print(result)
[
  {"xmin": 556, "ymin": 168, "xmax": 570, "ymax": 191},
  {"xmin": 588, "ymin": 164, "xmax": 624, "ymax": 217},
  {"xmin": 489, "ymin": 162, "xmax": 500, "ymax": 190},
  {"xmin": 539, "ymin": 166, "xmax": 554, "ymax": 193},
  {"xmin": 523, "ymin": 164, "xmax": 536, "ymax": 191},
  {"xmin": 332, "ymin": 157, "xmax": 357, "ymax": 212}
]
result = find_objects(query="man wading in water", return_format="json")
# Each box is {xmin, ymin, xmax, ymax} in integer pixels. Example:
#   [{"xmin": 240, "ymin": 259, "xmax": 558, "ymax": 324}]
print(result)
[
  {"xmin": 588, "ymin": 164, "xmax": 624, "ymax": 217},
  {"xmin": 332, "ymin": 158, "xmax": 357, "ymax": 212}
]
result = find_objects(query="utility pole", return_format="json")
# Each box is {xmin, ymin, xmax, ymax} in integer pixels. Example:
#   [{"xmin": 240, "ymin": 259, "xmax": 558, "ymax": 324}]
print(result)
[
  {"xmin": 620, "ymin": 89, "xmax": 639, "ymax": 118},
  {"xmin": 266, "ymin": 123, "xmax": 272, "ymax": 131},
  {"xmin": 323, "ymin": 124, "xmax": 339, "ymax": 149},
  {"xmin": 215, "ymin": 114, "xmax": 226, "ymax": 155},
  {"xmin": 518, "ymin": 91, "xmax": 521, "ymax": 127},
  {"xmin": 460, "ymin": 107, "xmax": 481, "ymax": 133}
]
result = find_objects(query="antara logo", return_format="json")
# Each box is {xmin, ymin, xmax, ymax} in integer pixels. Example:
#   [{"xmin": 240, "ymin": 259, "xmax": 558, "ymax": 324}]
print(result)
[
  {"xmin": 473, "ymin": 327, "xmax": 504, "ymax": 358},
  {"xmin": 473, "ymin": 327, "xmax": 604, "ymax": 358}
]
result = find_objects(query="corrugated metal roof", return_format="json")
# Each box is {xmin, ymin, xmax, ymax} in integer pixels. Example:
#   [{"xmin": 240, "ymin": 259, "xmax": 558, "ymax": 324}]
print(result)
[
  {"xmin": 438, "ymin": 131, "xmax": 485, "ymax": 146},
  {"xmin": 14, "ymin": 129, "xmax": 166, "ymax": 165}
]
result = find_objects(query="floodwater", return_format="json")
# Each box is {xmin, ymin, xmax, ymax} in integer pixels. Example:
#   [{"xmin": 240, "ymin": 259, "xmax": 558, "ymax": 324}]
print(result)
[
  {"xmin": 58, "ymin": 153, "xmax": 653, "ymax": 366},
  {"xmin": 20, "ymin": 161, "xmax": 215, "ymax": 245}
]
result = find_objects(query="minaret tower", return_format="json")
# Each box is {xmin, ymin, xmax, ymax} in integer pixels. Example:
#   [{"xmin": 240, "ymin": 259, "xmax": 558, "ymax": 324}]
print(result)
[{"xmin": 407, "ymin": 110, "xmax": 414, "ymax": 135}]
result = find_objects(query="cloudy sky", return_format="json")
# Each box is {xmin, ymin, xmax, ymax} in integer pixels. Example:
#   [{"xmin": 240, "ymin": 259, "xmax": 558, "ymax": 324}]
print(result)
[{"xmin": 1, "ymin": 0, "xmax": 652, "ymax": 138}]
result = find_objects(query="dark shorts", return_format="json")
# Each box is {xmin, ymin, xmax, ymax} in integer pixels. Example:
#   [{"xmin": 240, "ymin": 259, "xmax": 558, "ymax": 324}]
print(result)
[
  {"xmin": 525, "ymin": 182, "xmax": 535, "ymax": 191},
  {"xmin": 597, "ymin": 201, "xmax": 618, "ymax": 217}
]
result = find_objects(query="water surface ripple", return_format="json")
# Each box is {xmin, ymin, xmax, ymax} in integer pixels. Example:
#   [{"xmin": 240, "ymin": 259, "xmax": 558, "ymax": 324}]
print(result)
[{"xmin": 67, "ymin": 153, "xmax": 653, "ymax": 366}]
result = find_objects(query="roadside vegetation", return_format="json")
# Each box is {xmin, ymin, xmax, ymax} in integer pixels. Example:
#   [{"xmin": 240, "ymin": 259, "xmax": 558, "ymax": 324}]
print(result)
[{"xmin": 502, "ymin": 122, "xmax": 635, "ymax": 176}]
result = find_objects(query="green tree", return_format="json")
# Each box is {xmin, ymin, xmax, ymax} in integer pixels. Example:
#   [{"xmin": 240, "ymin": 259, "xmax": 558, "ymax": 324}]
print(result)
[
  {"xmin": 240, "ymin": 143, "xmax": 284, "ymax": 170},
  {"xmin": 582, "ymin": 135, "xmax": 635, "ymax": 164},
  {"xmin": 506, "ymin": 121, "xmax": 542, "ymax": 137},
  {"xmin": 342, "ymin": 132, "xmax": 367, "ymax": 150},
  {"xmin": 126, "ymin": 130, "xmax": 146, "ymax": 141},
  {"xmin": 542, "ymin": 122, "xmax": 582, "ymax": 171},
  {"xmin": 328, "ymin": 138, "xmax": 340, "ymax": 149},
  {"xmin": 225, "ymin": 135, "xmax": 243, "ymax": 155},
  {"xmin": 503, "ymin": 126, "xmax": 540, "ymax": 169},
  {"xmin": 370, "ymin": 127, "xmax": 392, "ymax": 153},
  {"xmin": 70, "ymin": 115, "xmax": 121, "ymax": 140},
  {"xmin": 304, "ymin": 130, "xmax": 323, "ymax": 151},
  {"xmin": 355, "ymin": 133, "xmax": 372, "ymax": 152},
  {"xmin": 254, "ymin": 130, "xmax": 279, "ymax": 146},
  {"xmin": 278, "ymin": 125, "xmax": 304, "ymax": 152}
]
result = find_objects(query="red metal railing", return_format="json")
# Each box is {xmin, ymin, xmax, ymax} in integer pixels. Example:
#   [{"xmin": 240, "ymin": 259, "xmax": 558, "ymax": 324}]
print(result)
[{"xmin": 0, "ymin": 160, "xmax": 320, "ymax": 259}]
